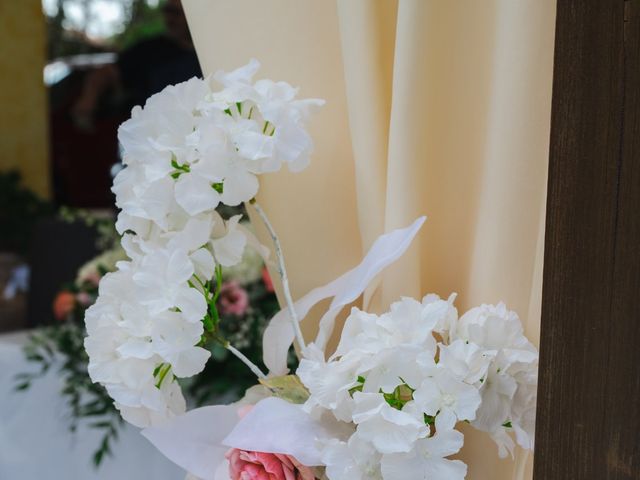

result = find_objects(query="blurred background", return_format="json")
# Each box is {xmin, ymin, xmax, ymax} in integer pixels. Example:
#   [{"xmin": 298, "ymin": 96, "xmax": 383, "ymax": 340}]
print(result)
[
  {"xmin": 0, "ymin": 0, "xmax": 201, "ymax": 333},
  {"xmin": 0, "ymin": 3, "xmax": 276, "ymax": 478},
  {"xmin": 0, "ymin": 4, "xmax": 280, "ymax": 478}
]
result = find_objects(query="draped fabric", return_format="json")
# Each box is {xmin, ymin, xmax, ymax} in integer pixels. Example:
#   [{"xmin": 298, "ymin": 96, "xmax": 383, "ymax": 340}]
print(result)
[{"xmin": 182, "ymin": 1, "xmax": 556, "ymax": 478}]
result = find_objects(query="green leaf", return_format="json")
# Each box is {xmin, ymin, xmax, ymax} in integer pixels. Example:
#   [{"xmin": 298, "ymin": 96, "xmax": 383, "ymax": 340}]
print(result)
[
  {"xmin": 349, "ymin": 384, "xmax": 364, "ymax": 396},
  {"xmin": 203, "ymin": 314, "xmax": 214, "ymax": 332},
  {"xmin": 259, "ymin": 375, "xmax": 310, "ymax": 404},
  {"xmin": 89, "ymin": 421, "xmax": 113, "ymax": 429},
  {"xmin": 154, "ymin": 363, "xmax": 172, "ymax": 388},
  {"xmin": 93, "ymin": 449, "xmax": 104, "ymax": 467},
  {"xmin": 15, "ymin": 382, "xmax": 31, "ymax": 391},
  {"xmin": 381, "ymin": 383, "xmax": 414, "ymax": 410}
]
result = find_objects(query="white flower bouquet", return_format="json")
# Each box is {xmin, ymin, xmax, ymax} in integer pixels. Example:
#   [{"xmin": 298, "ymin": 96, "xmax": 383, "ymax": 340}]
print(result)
[{"xmin": 85, "ymin": 60, "xmax": 538, "ymax": 480}]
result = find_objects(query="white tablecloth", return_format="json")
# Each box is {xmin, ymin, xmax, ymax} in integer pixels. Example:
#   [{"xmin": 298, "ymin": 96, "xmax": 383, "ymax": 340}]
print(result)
[{"xmin": 0, "ymin": 330, "xmax": 185, "ymax": 480}]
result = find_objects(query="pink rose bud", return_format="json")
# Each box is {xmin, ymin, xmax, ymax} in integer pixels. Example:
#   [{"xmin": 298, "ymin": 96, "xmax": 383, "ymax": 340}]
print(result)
[
  {"xmin": 219, "ymin": 281, "xmax": 249, "ymax": 316},
  {"xmin": 226, "ymin": 449, "xmax": 316, "ymax": 480}
]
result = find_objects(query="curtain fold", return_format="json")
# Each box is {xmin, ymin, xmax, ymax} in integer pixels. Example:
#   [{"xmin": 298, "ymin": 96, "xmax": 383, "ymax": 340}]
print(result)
[
  {"xmin": 182, "ymin": 1, "xmax": 364, "ymax": 343},
  {"xmin": 183, "ymin": 1, "xmax": 556, "ymax": 478},
  {"xmin": 335, "ymin": 0, "xmax": 396, "ymax": 254}
]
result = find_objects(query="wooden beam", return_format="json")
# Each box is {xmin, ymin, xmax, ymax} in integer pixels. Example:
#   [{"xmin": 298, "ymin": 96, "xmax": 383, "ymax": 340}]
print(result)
[{"xmin": 535, "ymin": 1, "xmax": 640, "ymax": 478}]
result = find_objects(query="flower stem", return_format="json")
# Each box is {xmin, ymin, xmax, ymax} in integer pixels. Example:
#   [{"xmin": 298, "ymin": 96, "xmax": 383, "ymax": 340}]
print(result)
[
  {"xmin": 250, "ymin": 200, "xmax": 306, "ymax": 351},
  {"xmin": 226, "ymin": 344, "xmax": 267, "ymax": 379},
  {"xmin": 191, "ymin": 270, "xmax": 266, "ymax": 379},
  {"xmin": 155, "ymin": 363, "xmax": 172, "ymax": 388}
]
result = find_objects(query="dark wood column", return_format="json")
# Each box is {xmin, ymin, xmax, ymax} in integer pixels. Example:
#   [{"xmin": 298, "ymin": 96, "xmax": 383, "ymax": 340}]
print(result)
[{"xmin": 534, "ymin": 1, "xmax": 640, "ymax": 479}]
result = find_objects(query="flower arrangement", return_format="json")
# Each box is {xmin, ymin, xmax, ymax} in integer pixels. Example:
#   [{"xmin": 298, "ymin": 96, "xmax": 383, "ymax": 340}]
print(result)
[
  {"xmin": 17, "ymin": 209, "xmax": 280, "ymax": 465},
  {"xmin": 85, "ymin": 60, "xmax": 538, "ymax": 479}
]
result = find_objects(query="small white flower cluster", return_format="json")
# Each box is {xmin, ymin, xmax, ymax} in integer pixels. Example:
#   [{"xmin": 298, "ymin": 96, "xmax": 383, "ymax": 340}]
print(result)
[
  {"xmin": 84, "ymin": 60, "xmax": 323, "ymax": 428},
  {"xmin": 297, "ymin": 295, "xmax": 538, "ymax": 480}
]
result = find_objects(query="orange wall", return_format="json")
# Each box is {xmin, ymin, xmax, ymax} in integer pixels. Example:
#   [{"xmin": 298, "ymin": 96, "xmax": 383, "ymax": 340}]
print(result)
[{"xmin": 0, "ymin": 0, "xmax": 50, "ymax": 198}]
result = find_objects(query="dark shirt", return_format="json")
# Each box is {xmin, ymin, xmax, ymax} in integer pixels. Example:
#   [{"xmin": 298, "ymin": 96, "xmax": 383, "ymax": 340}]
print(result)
[{"xmin": 118, "ymin": 35, "xmax": 202, "ymax": 110}]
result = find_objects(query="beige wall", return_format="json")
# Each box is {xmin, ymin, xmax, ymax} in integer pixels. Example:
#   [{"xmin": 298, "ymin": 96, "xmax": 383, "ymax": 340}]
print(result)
[{"xmin": 0, "ymin": 0, "xmax": 50, "ymax": 198}]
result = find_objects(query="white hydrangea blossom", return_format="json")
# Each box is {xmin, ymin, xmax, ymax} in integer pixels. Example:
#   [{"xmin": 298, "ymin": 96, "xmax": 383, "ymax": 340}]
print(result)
[
  {"xmin": 85, "ymin": 60, "xmax": 323, "ymax": 427},
  {"xmin": 321, "ymin": 435, "xmax": 383, "ymax": 480},
  {"xmin": 380, "ymin": 429, "xmax": 467, "ymax": 480},
  {"xmin": 450, "ymin": 302, "xmax": 539, "ymax": 457},
  {"xmin": 297, "ymin": 294, "xmax": 538, "ymax": 479}
]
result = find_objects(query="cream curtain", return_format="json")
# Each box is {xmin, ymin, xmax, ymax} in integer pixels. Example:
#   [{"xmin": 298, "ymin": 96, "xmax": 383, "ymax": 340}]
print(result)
[{"xmin": 183, "ymin": 1, "xmax": 556, "ymax": 479}]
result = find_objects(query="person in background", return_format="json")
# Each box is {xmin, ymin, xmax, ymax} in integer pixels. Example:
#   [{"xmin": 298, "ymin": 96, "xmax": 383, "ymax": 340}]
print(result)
[{"xmin": 72, "ymin": 0, "xmax": 202, "ymax": 124}]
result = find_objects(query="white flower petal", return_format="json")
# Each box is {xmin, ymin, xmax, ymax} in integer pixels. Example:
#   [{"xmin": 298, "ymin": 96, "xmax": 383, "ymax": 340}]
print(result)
[
  {"xmin": 175, "ymin": 173, "xmax": 220, "ymax": 216},
  {"xmin": 235, "ymin": 130, "xmax": 274, "ymax": 160},
  {"xmin": 211, "ymin": 224, "xmax": 246, "ymax": 267},
  {"xmin": 190, "ymin": 248, "xmax": 216, "ymax": 281},
  {"xmin": 170, "ymin": 346, "xmax": 211, "ymax": 378},
  {"xmin": 174, "ymin": 287, "xmax": 207, "ymax": 322},
  {"xmin": 167, "ymin": 249, "xmax": 195, "ymax": 284},
  {"xmin": 352, "ymin": 393, "xmax": 427, "ymax": 454},
  {"xmin": 220, "ymin": 170, "xmax": 259, "ymax": 206}
]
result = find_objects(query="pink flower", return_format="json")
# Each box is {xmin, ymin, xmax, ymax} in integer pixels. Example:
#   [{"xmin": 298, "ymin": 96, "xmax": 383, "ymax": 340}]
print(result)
[
  {"xmin": 226, "ymin": 449, "xmax": 316, "ymax": 480},
  {"xmin": 53, "ymin": 291, "xmax": 76, "ymax": 321},
  {"xmin": 219, "ymin": 281, "xmax": 249, "ymax": 316},
  {"xmin": 79, "ymin": 271, "xmax": 102, "ymax": 288},
  {"xmin": 76, "ymin": 292, "xmax": 94, "ymax": 307},
  {"xmin": 262, "ymin": 267, "xmax": 274, "ymax": 293}
]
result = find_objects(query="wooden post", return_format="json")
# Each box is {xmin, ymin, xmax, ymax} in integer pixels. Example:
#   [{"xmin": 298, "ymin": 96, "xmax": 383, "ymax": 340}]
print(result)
[{"xmin": 535, "ymin": 1, "xmax": 640, "ymax": 478}]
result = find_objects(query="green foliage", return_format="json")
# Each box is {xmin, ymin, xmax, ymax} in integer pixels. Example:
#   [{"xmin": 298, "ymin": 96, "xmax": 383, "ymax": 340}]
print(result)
[
  {"xmin": 44, "ymin": 0, "xmax": 166, "ymax": 60},
  {"xmin": 0, "ymin": 170, "xmax": 54, "ymax": 255},
  {"xmin": 424, "ymin": 413, "xmax": 436, "ymax": 426},
  {"xmin": 185, "ymin": 283, "xmax": 285, "ymax": 406},
  {"xmin": 16, "ymin": 323, "xmax": 123, "ymax": 467},
  {"xmin": 348, "ymin": 375, "xmax": 366, "ymax": 396},
  {"xmin": 349, "ymin": 376, "xmax": 425, "ymax": 418},
  {"xmin": 382, "ymin": 383, "xmax": 415, "ymax": 410},
  {"xmin": 111, "ymin": 1, "xmax": 165, "ymax": 51}
]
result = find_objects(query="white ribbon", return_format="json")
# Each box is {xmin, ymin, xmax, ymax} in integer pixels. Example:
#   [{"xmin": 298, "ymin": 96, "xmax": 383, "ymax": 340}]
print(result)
[
  {"xmin": 262, "ymin": 216, "xmax": 426, "ymax": 375},
  {"xmin": 143, "ymin": 397, "xmax": 333, "ymax": 479}
]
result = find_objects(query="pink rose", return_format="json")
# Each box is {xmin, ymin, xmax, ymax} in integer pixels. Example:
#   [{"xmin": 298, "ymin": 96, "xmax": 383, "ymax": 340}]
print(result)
[
  {"xmin": 226, "ymin": 449, "xmax": 315, "ymax": 480},
  {"xmin": 219, "ymin": 281, "xmax": 249, "ymax": 316}
]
